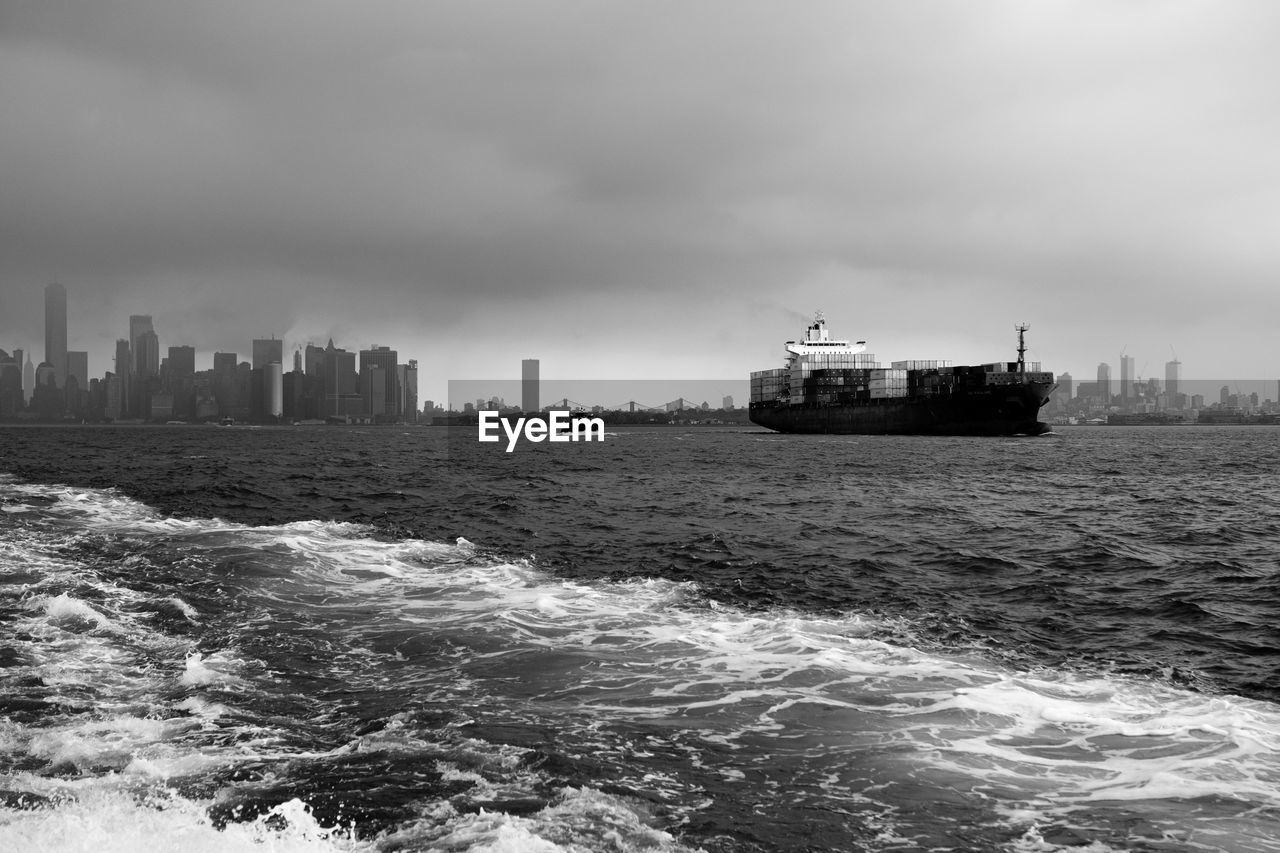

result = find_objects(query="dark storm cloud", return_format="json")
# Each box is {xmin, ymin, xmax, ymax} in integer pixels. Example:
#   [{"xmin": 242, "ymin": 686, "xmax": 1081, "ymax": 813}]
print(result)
[{"xmin": 2, "ymin": 1, "xmax": 1279, "ymax": 392}]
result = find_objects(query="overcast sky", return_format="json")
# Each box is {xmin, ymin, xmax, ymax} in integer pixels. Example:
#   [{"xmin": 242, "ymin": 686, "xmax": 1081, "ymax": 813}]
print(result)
[{"xmin": 2, "ymin": 1, "xmax": 1277, "ymax": 401}]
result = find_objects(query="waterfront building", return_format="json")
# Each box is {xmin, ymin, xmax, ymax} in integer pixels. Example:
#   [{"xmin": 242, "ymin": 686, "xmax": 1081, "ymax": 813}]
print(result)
[
  {"xmin": 134, "ymin": 330, "xmax": 160, "ymax": 378},
  {"xmin": 1096, "ymin": 363, "xmax": 1112, "ymax": 406},
  {"xmin": 67, "ymin": 351, "xmax": 89, "ymax": 391},
  {"xmin": 522, "ymin": 359, "xmax": 539, "ymax": 413},
  {"xmin": 114, "ymin": 340, "xmax": 131, "ymax": 417},
  {"xmin": 104, "ymin": 374, "xmax": 122, "ymax": 421},
  {"xmin": 359, "ymin": 345, "xmax": 399, "ymax": 419},
  {"xmin": 166, "ymin": 346, "xmax": 196, "ymax": 418},
  {"xmin": 364, "ymin": 365, "xmax": 386, "ymax": 418},
  {"xmin": 323, "ymin": 340, "xmax": 361, "ymax": 418},
  {"xmin": 12, "ymin": 348, "xmax": 25, "ymax": 405},
  {"xmin": 129, "ymin": 316, "xmax": 153, "ymax": 375},
  {"xmin": 1165, "ymin": 359, "xmax": 1181, "ymax": 399},
  {"xmin": 0, "ymin": 351, "xmax": 21, "ymax": 416},
  {"xmin": 44, "ymin": 283, "xmax": 68, "ymax": 389},
  {"xmin": 252, "ymin": 338, "xmax": 283, "ymax": 371},
  {"xmin": 133, "ymin": 329, "xmax": 160, "ymax": 419},
  {"xmin": 399, "ymin": 360, "xmax": 419, "ymax": 423},
  {"xmin": 212, "ymin": 353, "xmax": 238, "ymax": 417},
  {"xmin": 22, "ymin": 351, "xmax": 34, "ymax": 405},
  {"xmin": 265, "ymin": 362, "xmax": 283, "ymax": 419},
  {"xmin": 304, "ymin": 344, "xmax": 326, "ymax": 377},
  {"xmin": 1120, "ymin": 355, "xmax": 1134, "ymax": 405}
]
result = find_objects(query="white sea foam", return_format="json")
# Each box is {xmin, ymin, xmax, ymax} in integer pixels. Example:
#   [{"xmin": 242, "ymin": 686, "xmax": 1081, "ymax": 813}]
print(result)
[
  {"xmin": 379, "ymin": 787, "xmax": 692, "ymax": 853},
  {"xmin": 0, "ymin": 789, "xmax": 369, "ymax": 853},
  {"xmin": 166, "ymin": 596, "xmax": 200, "ymax": 621},
  {"xmin": 38, "ymin": 591, "xmax": 117, "ymax": 630},
  {"xmin": 179, "ymin": 650, "xmax": 248, "ymax": 687}
]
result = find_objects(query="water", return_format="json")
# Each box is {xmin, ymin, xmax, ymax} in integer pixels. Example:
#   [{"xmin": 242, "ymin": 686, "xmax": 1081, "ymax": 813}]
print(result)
[{"xmin": 1, "ymin": 425, "xmax": 1279, "ymax": 851}]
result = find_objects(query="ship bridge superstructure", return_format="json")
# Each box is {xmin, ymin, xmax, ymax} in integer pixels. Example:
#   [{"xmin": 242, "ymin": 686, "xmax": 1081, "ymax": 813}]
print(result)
[{"xmin": 783, "ymin": 313, "xmax": 867, "ymax": 368}]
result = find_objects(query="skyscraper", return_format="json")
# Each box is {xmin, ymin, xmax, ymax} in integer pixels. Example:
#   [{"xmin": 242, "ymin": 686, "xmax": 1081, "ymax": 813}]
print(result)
[
  {"xmin": 134, "ymin": 330, "xmax": 160, "ymax": 379},
  {"xmin": 265, "ymin": 362, "xmax": 283, "ymax": 419},
  {"xmin": 44, "ymin": 283, "xmax": 68, "ymax": 389},
  {"xmin": 402, "ymin": 360, "xmax": 418, "ymax": 423},
  {"xmin": 359, "ymin": 345, "xmax": 399, "ymax": 418},
  {"xmin": 323, "ymin": 340, "xmax": 359, "ymax": 418},
  {"xmin": 22, "ymin": 351, "xmax": 34, "ymax": 405},
  {"xmin": 129, "ymin": 315, "xmax": 154, "ymax": 374},
  {"xmin": 1165, "ymin": 359, "xmax": 1181, "ymax": 398},
  {"xmin": 67, "ymin": 351, "xmax": 89, "ymax": 390},
  {"xmin": 252, "ymin": 338, "xmax": 283, "ymax": 370},
  {"xmin": 522, "ymin": 359, "xmax": 539, "ymax": 413},
  {"xmin": 1120, "ymin": 355, "xmax": 1134, "ymax": 404},
  {"xmin": 114, "ymin": 339, "xmax": 131, "ymax": 417},
  {"xmin": 1096, "ymin": 363, "xmax": 1112, "ymax": 405}
]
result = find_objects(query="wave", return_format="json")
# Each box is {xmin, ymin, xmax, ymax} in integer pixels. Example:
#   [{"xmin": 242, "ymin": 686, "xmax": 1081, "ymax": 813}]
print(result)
[{"xmin": 3, "ymin": 476, "xmax": 1280, "ymax": 850}]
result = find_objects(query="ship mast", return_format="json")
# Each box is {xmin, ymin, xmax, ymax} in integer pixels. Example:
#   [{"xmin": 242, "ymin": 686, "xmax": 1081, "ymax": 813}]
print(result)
[{"xmin": 1015, "ymin": 323, "xmax": 1029, "ymax": 375}]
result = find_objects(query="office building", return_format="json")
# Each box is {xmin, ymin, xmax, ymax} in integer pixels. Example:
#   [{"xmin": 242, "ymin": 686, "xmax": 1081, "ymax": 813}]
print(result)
[
  {"xmin": 167, "ymin": 346, "xmax": 195, "ymax": 378},
  {"xmin": 359, "ymin": 345, "xmax": 399, "ymax": 418},
  {"xmin": 22, "ymin": 351, "xmax": 34, "ymax": 405},
  {"xmin": 114, "ymin": 340, "xmax": 131, "ymax": 417},
  {"xmin": 45, "ymin": 283, "xmax": 68, "ymax": 388},
  {"xmin": 134, "ymin": 330, "xmax": 160, "ymax": 378},
  {"xmin": 1057, "ymin": 372, "xmax": 1074, "ymax": 401},
  {"xmin": 67, "ymin": 351, "xmax": 89, "ymax": 390},
  {"xmin": 1120, "ymin": 355, "xmax": 1134, "ymax": 404},
  {"xmin": 252, "ymin": 338, "xmax": 283, "ymax": 370},
  {"xmin": 1096, "ymin": 363, "xmax": 1111, "ymax": 405},
  {"xmin": 1165, "ymin": 359, "xmax": 1181, "ymax": 398},
  {"xmin": 129, "ymin": 315, "xmax": 153, "ymax": 374},
  {"xmin": 265, "ymin": 362, "xmax": 283, "ymax": 418},
  {"xmin": 323, "ymin": 340, "xmax": 360, "ymax": 418},
  {"xmin": 402, "ymin": 360, "xmax": 418, "ymax": 423},
  {"xmin": 522, "ymin": 359, "xmax": 539, "ymax": 413},
  {"xmin": 304, "ymin": 344, "xmax": 326, "ymax": 377}
]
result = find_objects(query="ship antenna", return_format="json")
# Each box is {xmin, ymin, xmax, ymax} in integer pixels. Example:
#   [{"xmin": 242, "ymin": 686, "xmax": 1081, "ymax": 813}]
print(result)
[{"xmin": 1015, "ymin": 323, "xmax": 1029, "ymax": 374}]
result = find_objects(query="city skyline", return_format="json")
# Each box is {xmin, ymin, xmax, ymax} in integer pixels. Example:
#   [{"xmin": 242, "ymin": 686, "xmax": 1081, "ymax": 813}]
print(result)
[
  {"xmin": 3, "ymin": 3, "xmax": 1280, "ymax": 397},
  {"xmin": 5, "ymin": 280, "xmax": 1280, "ymax": 415}
]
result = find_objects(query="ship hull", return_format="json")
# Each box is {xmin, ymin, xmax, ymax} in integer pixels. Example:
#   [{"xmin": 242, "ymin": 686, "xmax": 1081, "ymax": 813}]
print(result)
[{"xmin": 749, "ymin": 384, "xmax": 1053, "ymax": 436}]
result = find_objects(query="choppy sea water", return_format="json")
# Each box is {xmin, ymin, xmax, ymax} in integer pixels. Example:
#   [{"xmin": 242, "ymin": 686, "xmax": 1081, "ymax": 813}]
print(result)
[{"xmin": 1, "ymin": 424, "xmax": 1278, "ymax": 852}]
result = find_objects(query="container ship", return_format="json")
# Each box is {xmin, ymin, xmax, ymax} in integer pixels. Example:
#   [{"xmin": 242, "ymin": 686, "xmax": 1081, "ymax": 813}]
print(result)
[{"xmin": 749, "ymin": 314, "xmax": 1056, "ymax": 435}]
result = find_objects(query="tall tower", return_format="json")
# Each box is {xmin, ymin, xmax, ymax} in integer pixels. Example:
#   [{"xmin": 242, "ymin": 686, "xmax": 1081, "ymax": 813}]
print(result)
[
  {"xmin": 134, "ymin": 330, "xmax": 160, "ymax": 379},
  {"xmin": 23, "ymin": 351, "xmax": 35, "ymax": 404},
  {"xmin": 359, "ymin": 345, "xmax": 399, "ymax": 418},
  {"xmin": 1096, "ymin": 363, "xmax": 1112, "ymax": 405},
  {"xmin": 114, "ymin": 339, "xmax": 131, "ymax": 417},
  {"xmin": 129, "ymin": 315, "xmax": 154, "ymax": 374},
  {"xmin": 1120, "ymin": 355, "xmax": 1134, "ymax": 404},
  {"xmin": 44, "ymin": 283, "xmax": 68, "ymax": 388},
  {"xmin": 252, "ymin": 337, "xmax": 283, "ymax": 370},
  {"xmin": 403, "ymin": 359, "xmax": 418, "ymax": 423},
  {"xmin": 1165, "ymin": 359, "xmax": 1181, "ymax": 399},
  {"xmin": 522, "ymin": 359, "xmax": 539, "ymax": 413}
]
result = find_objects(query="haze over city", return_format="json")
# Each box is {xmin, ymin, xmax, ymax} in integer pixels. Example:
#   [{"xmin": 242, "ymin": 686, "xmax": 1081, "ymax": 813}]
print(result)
[{"xmin": 3, "ymin": 2, "xmax": 1279, "ymax": 403}]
